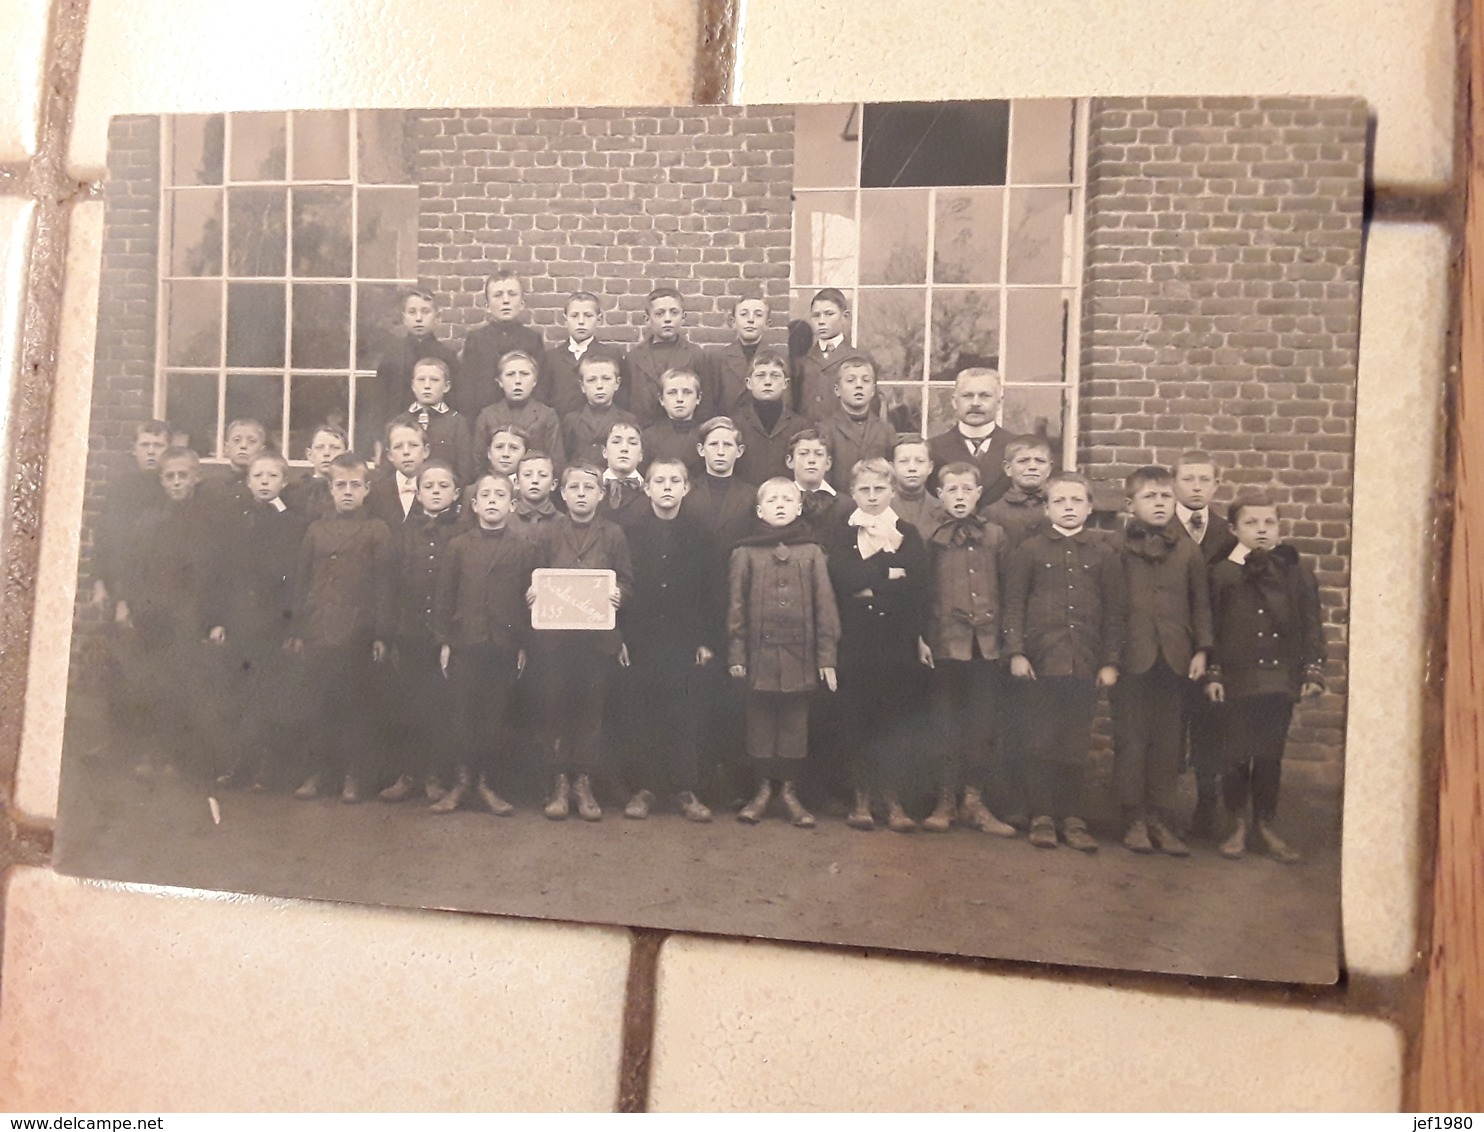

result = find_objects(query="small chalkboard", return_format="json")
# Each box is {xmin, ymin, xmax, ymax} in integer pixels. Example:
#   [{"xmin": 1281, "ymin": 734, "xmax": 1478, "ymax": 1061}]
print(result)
[{"xmin": 530, "ymin": 568, "xmax": 617, "ymax": 631}]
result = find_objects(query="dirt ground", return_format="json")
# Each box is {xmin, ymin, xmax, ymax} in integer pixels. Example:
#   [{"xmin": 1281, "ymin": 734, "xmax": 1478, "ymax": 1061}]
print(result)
[{"xmin": 55, "ymin": 694, "xmax": 1341, "ymax": 985}]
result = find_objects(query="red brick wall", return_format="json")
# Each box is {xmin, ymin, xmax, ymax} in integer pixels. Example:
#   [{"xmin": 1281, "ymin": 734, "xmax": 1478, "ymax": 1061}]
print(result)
[
  {"xmin": 1080, "ymin": 96, "xmax": 1368, "ymax": 772},
  {"xmin": 413, "ymin": 107, "xmax": 795, "ymax": 346}
]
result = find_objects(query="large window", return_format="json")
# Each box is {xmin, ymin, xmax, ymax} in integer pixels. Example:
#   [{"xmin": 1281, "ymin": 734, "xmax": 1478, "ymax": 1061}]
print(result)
[
  {"xmin": 791, "ymin": 100, "xmax": 1085, "ymax": 464},
  {"xmin": 157, "ymin": 110, "xmax": 419, "ymax": 462}
]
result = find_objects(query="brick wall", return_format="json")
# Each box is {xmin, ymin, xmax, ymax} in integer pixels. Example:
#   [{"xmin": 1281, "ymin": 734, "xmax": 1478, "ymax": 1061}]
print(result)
[
  {"xmin": 413, "ymin": 107, "xmax": 794, "ymax": 346},
  {"xmin": 1080, "ymin": 96, "xmax": 1368, "ymax": 772}
]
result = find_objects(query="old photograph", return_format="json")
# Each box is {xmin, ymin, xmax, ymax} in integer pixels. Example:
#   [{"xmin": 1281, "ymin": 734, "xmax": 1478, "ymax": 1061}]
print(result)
[{"xmin": 54, "ymin": 98, "xmax": 1366, "ymax": 984}]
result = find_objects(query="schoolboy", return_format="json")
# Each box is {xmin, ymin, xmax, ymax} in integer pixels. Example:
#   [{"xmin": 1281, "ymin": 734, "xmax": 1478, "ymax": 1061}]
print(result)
[
  {"xmin": 528, "ymin": 463, "xmax": 634, "ymax": 822},
  {"xmin": 640, "ymin": 367, "xmax": 706, "ymax": 477},
  {"xmin": 381, "ymin": 459, "xmax": 465, "ymax": 805},
  {"xmin": 206, "ymin": 450, "xmax": 311, "ymax": 789},
  {"xmin": 617, "ymin": 457, "xmax": 716, "ymax": 822},
  {"xmin": 1113, "ymin": 466, "xmax": 1214, "ymax": 856},
  {"xmin": 406, "ymin": 356, "xmax": 475, "ymax": 484},
  {"xmin": 92, "ymin": 419, "xmax": 171, "ymax": 613},
  {"xmin": 562, "ymin": 354, "xmax": 639, "ymax": 468},
  {"xmin": 705, "ymin": 295, "xmax": 773, "ymax": 416},
  {"xmin": 599, "ymin": 421, "xmax": 649, "ymax": 530},
  {"xmin": 816, "ymin": 351, "xmax": 893, "ymax": 493},
  {"xmin": 473, "ymin": 349, "xmax": 565, "ymax": 472},
  {"xmin": 926, "ymin": 368, "xmax": 1011, "ymax": 501},
  {"xmin": 982, "ymin": 434, "xmax": 1053, "ymax": 551},
  {"xmin": 371, "ymin": 287, "xmax": 459, "ymax": 446},
  {"xmin": 113, "ymin": 447, "xmax": 214, "ymax": 776},
  {"xmin": 889, "ymin": 435, "xmax": 947, "ymax": 541},
  {"xmin": 288, "ymin": 453, "xmax": 393, "ymax": 803},
  {"xmin": 734, "ymin": 348, "xmax": 811, "ymax": 486},
  {"xmin": 728, "ymin": 478, "xmax": 840, "ymax": 827},
  {"xmin": 923, "ymin": 462, "xmax": 1017, "ymax": 836},
  {"xmin": 1003, "ymin": 472, "xmax": 1123, "ymax": 851},
  {"xmin": 623, "ymin": 286, "xmax": 713, "ymax": 427},
  {"xmin": 1205, "ymin": 492, "xmax": 1325, "ymax": 863},
  {"xmin": 826, "ymin": 458, "xmax": 932, "ymax": 833},
  {"xmin": 685, "ymin": 416, "xmax": 758, "ymax": 559},
  {"xmin": 366, "ymin": 416, "xmax": 429, "ymax": 527},
  {"xmin": 454, "ymin": 269, "xmax": 546, "ymax": 419},
  {"xmin": 785, "ymin": 427, "xmax": 841, "ymax": 537},
  {"xmin": 794, "ymin": 288, "xmax": 852, "ymax": 422},
  {"xmin": 198, "ymin": 417, "xmax": 268, "ymax": 530},
  {"xmin": 485, "ymin": 423, "xmax": 530, "ymax": 480},
  {"xmin": 544, "ymin": 291, "xmax": 624, "ymax": 417},
  {"xmin": 434, "ymin": 473, "xmax": 541, "ymax": 815},
  {"xmin": 511, "ymin": 450, "xmax": 561, "ymax": 536},
  {"xmin": 282, "ymin": 424, "xmax": 347, "ymax": 522},
  {"xmin": 1171, "ymin": 450, "xmax": 1239, "ymax": 838}
]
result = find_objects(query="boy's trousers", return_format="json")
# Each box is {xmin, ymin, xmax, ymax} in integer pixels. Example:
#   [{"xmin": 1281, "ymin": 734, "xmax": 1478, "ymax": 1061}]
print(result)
[
  {"xmin": 931, "ymin": 658, "xmax": 999, "ymax": 793},
  {"xmin": 1022, "ymin": 674, "xmax": 1097, "ymax": 821},
  {"xmin": 837, "ymin": 662, "xmax": 926, "ymax": 796},
  {"xmin": 532, "ymin": 638, "xmax": 611, "ymax": 778},
  {"xmin": 621, "ymin": 643, "xmax": 704, "ymax": 797},
  {"xmin": 745, "ymin": 691, "xmax": 810, "ymax": 765},
  {"xmin": 301, "ymin": 643, "xmax": 378, "ymax": 785},
  {"xmin": 1112, "ymin": 659, "xmax": 1188, "ymax": 817},
  {"xmin": 447, "ymin": 643, "xmax": 523, "ymax": 789},
  {"xmin": 389, "ymin": 636, "xmax": 453, "ymax": 784},
  {"xmin": 1219, "ymin": 692, "xmax": 1294, "ymax": 823}
]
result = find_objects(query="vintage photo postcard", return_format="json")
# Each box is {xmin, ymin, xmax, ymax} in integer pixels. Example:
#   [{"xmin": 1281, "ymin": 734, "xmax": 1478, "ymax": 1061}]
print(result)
[{"xmin": 55, "ymin": 98, "xmax": 1366, "ymax": 984}]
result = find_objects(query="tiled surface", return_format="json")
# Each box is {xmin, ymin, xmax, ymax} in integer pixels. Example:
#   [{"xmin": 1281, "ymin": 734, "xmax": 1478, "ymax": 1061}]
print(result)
[
  {"xmin": 0, "ymin": 867, "xmax": 632, "ymax": 1110},
  {"xmin": 0, "ymin": 0, "xmax": 50, "ymax": 160},
  {"xmin": 14, "ymin": 202, "xmax": 100, "ymax": 823},
  {"xmin": 69, "ymin": 0, "xmax": 702, "ymax": 176},
  {"xmin": 649, "ymin": 937, "xmax": 1405, "ymax": 1111},
  {"xmin": 0, "ymin": 197, "xmax": 36, "ymax": 502},
  {"xmin": 733, "ymin": 0, "xmax": 1455, "ymax": 187},
  {"xmin": 1343, "ymin": 223, "xmax": 1451, "ymax": 977}
]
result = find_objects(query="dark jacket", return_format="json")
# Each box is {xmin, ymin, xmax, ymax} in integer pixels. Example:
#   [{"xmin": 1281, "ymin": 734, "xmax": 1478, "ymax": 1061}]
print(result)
[
  {"xmin": 455, "ymin": 320, "xmax": 547, "ymax": 418},
  {"xmin": 533, "ymin": 515, "xmax": 635, "ymax": 656},
  {"xmin": 684, "ymin": 473, "xmax": 759, "ymax": 647},
  {"xmin": 817, "ymin": 410, "xmax": 895, "ymax": 493},
  {"xmin": 1119, "ymin": 521, "xmax": 1215, "ymax": 676},
  {"xmin": 620, "ymin": 508, "xmax": 713, "ymax": 657},
  {"xmin": 366, "ymin": 469, "xmax": 419, "ymax": 528},
  {"xmin": 413, "ymin": 407, "xmax": 475, "ymax": 485},
  {"xmin": 124, "ymin": 494, "xmax": 215, "ymax": 639},
  {"xmin": 926, "ymin": 426, "xmax": 1012, "ymax": 502},
  {"xmin": 982, "ymin": 487, "xmax": 1047, "ymax": 552},
  {"xmin": 826, "ymin": 517, "xmax": 931, "ymax": 670},
  {"xmin": 728, "ymin": 540, "xmax": 840, "ymax": 693},
  {"xmin": 433, "ymin": 525, "xmax": 540, "ymax": 651},
  {"xmin": 1004, "ymin": 527, "xmax": 1124, "ymax": 679},
  {"xmin": 927, "ymin": 515, "xmax": 1006, "ymax": 662},
  {"xmin": 1207, "ymin": 544, "xmax": 1325, "ymax": 701},
  {"xmin": 733, "ymin": 398, "xmax": 812, "ymax": 486},
  {"xmin": 561, "ymin": 404, "xmax": 639, "ymax": 469},
  {"xmin": 640, "ymin": 417, "xmax": 704, "ymax": 477},
  {"xmin": 543, "ymin": 340, "xmax": 624, "ymax": 417},
  {"xmin": 281, "ymin": 473, "xmax": 336, "ymax": 523},
  {"xmin": 1181, "ymin": 508, "xmax": 1239, "ymax": 564},
  {"xmin": 622, "ymin": 336, "xmax": 714, "ymax": 427},
  {"xmin": 391, "ymin": 506, "xmax": 465, "ymax": 641},
  {"xmin": 293, "ymin": 512, "xmax": 394, "ymax": 649},
  {"xmin": 705, "ymin": 340, "xmax": 778, "ymax": 417},
  {"xmin": 372, "ymin": 335, "xmax": 459, "ymax": 442},
  {"xmin": 93, "ymin": 468, "xmax": 164, "ymax": 599},
  {"xmin": 793, "ymin": 341, "xmax": 845, "ymax": 422},
  {"xmin": 207, "ymin": 499, "xmax": 310, "ymax": 645},
  {"xmin": 474, "ymin": 399, "xmax": 566, "ymax": 473}
]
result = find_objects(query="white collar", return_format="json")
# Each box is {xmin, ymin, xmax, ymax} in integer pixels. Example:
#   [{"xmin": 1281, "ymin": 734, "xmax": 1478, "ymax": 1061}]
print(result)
[
  {"xmin": 409, "ymin": 401, "xmax": 450, "ymax": 415},
  {"xmin": 819, "ymin": 334, "xmax": 844, "ymax": 354},
  {"xmin": 268, "ymin": 496, "xmax": 286, "ymax": 512},
  {"xmin": 569, "ymin": 337, "xmax": 591, "ymax": 357},
  {"xmin": 957, "ymin": 422, "xmax": 997, "ymax": 442},
  {"xmin": 1052, "ymin": 525, "xmax": 1084, "ymax": 538},
  {"xmin": 397, "ymin": 472, "xmax": 417, "ymax": 491},
  {"xmin": 603, "ymin": 469, "xmax": 642, "ymax": 484},
  {"xmin": 1228, "ymin": 543, "xmax": 1252, "ymax": 563},
  {"xmin": 798, "ymin": 479, "xmax": 835, "ymax": 495}
]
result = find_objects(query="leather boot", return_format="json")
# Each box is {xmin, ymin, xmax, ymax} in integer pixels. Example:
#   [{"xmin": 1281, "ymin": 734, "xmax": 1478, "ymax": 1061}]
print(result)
[
  {"xmin": 430, "ymin": 768, "xmax": 470, "ymax": 814},
  {"xmin": 779, "ymin": 781, "xmax": 815, "ymax": 828},
  {"xmin": 677, "ymin": 791, "xmax": 713, "ymax": 822},
  {"xmin": 960, "ymin": 786, "xmax": 1016, "ymax": 837},
  {"xmin": 476, "ymin": 774, "xmax": 515, "ymax": 816},
  {"xmin": 624, "ymin": 789, "xmax": 654, "ymax": 820},
  {"xmin": 922, "ymin": 787, "xmax": 956, "ymax": 833},
  {"xmin": 544, "ymin": 773, "xmax": 571, "ymax": 820},
  {"xmin": 293, "ymin": 774, "xmax": 321, "ymax": 800},
  {"xmin": 737, "ymin": 780, "xmax": 771, "ymax": 824},
  {"xmin": 846, "ymin": 789, "xmax": 875, "ymax": 830},
  {"xmin": 379, "ymin": 774, "xmax": 415, "ymax": 803},
  {"xmin": 884, "ymin": 792, "xmax": 917, "ymax": 833},
  {"xmin": 573, "ymin": 773, "xmax": 602, "ymax": 821},
  {"xmin": 1257, "ymin": 820, "xmax": 1301, "ymax": 864},
  {"xmin": 340, "ymin": 775, "xmax": 363, "ymax": 804},
  {"xmin": 1220, "ymin": 813, "xmax": 1248, "ymax": 859}
]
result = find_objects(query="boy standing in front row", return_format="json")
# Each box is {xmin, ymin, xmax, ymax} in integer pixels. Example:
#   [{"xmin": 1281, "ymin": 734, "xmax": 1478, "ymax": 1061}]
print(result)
[
  {"xmin": 1114, "ymin": 466, "xmax": 1213, "ymax": 856},
  {"xmin": 1204, "ymin": 492, "xmax": 1325, "ymax": 863},
  {"xmin": 1003, "ymin": 471, "xmax": 1124, "ymax": 852}
]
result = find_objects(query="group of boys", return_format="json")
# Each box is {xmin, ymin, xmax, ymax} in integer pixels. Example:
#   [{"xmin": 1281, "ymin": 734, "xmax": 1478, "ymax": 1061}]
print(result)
[{"xmin": 89, "ymin": 274, "xmax": 1326, "ymax": 861}]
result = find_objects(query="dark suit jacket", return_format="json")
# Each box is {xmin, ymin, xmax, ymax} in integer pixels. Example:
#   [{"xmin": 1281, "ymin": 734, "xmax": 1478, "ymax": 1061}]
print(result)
[
  {"xmin": 372, "ymin": 336, "xmax": 459, "ymax": 444},
  {"xmin": 454, "ymin": 320, "xmax": 547, "ymax": 419},
  {"xmin": 705, "ymin": 340, "xmax": 780, "ymax": 418},
  {"xmin": 543, "ymin": 340, "xmax": 625, "ymax": 418},
  {"xmin": 926, "ymin": 426, "xmax": 1012, "ymax": 502},
  {"xmin": 366, "ymin": 469, "xmax": 419, "ymax": 528},
  {"xmin": 1003, "ymin": 528, "xmax": 1125, "ymax": 679},
  {"xmin": 622, "ymin": 336, "xmax": 715, "ymax": 427},
  {"xmin": 733, "ymin": 399, "xmax": 812, "ymax": 487},
  {"xmin": 1181, "ymin": 508, "xmax": 1238, "ymax": 564},
  {"xmin": 1119, "ymin": 524, "xmax": 1215, "ymax": 676},
  {"xmin": 434, "ymin": 525, "xmax": 540, "ymax": 650},
  {"xmin": 825, "ymin": 518, "xmax": 931, "ymax": 670}
]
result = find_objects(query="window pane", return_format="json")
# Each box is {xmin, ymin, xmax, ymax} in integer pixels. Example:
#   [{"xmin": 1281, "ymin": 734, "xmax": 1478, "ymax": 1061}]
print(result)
[
  {"xmin": 1010, "ymin": 99, "xmax": 1074, "ymax": 185},
  {"xmin": 859, "ymin": 190, "xmax": 928, "ymax": 285},
  {"xmin": 793, "ymin": 192, "xmax": 857, "ymax": 288},
  {"xmin": 289, "ymin": 373, "xmax": 351, "ymax": 458},
  {"xmin": 229, "ymin": 112, "xmax": 286, "ymax": 181},
  {"xmin": 170, "ymin": 114, "xmax": 224, "ymax": 186},
  {"xmin": 1006, "ymin": 188, "xmax": 1070, "ymax": 285},
  {"xmin": 227, "ymin": 187, "xmax": 287, "ymax": 276},
  {"xmin": 1004, "ymin": 289, "xmax": 1068, "ymax": 383},
  {"xmin": 292, "ymin": 187, "xmax": 353, "ymax": 277},
  {"xmin": 356, "ymin": 282, "xmax": 405, "ymax": 369},
  {"xmin": 1002, "ymin": 385, "xmax": 1066, "ymax": 456},
  {"xmin": 934, "ymin": 189, "xmax": 1003, "ymax": 285},
  {"xmin": 358, "ymin": 109, "xmax": 416, "ymax": 185},
  {"xmin": 793, "ymin": 103, "xmax": 859, "ymax": 189},
  {"xmin": 861, "ymin": 101, "xmax": 1008, "ymax": 188},
  {"xmin": 164, "ymin": 280, "xmax": 221, "ymax": 367},
  {"xmin": 858, "ymin": 288, "xmax": 925, "ymax": 382},
  {"xmin": 167, "ymin": 189, "xmax": 223, "ymax": 276},
  {"xmin": 291, "ymin": 283, "xmax": 351, "ymax": 369},
  {"xmin": 878, "ymin": 382, "xmax": 922, "ymax": 436},
  {"xmin": 930, "ymin": 289, "xmax": 1000, "ymax": 382},
  {"xmin": 292, "ymin": 110, "xmax": 350, "ymax": 180},
  {"xmin": 225, "ymin": 282, "xmax": 286, "ymax": 368},
  {"xmin": 225, "ymin": 373, "xmax": 284, "ymax": 452},
  {"xmin": 164, "ymin": 372, "xmax": 219, "ymax": 457},
  {"xmin": 357, "ymin": 187, "xmax": 419, "ymax": 279}
]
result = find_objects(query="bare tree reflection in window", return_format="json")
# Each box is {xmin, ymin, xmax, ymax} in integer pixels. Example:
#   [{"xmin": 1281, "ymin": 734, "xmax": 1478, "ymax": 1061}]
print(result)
[
  {"xmin": 358, "ymin": 110, "xmax": 417, "ymax": 185},
  {"xmin": 168, "ymin": 189, "xmax": 222, "ymax": 277},
  {"xmin": 170, "ymin": 114, "xmax": 224, "ymax": 187},
  {"xmin": 227, "ymin": 188, "xmax": 286, "ymax": 277},
  {"xmin": 292, "ymin": 188, "xmax": 353, "ymax": 277},
  {"xmin": 858, "ymin": 289, "xmax": 925, "ymax": 382},
  {"xmin": 930, "ymin": 289, "xmax": 1000, "ymax": 382},
  {"xmin": 229, "ymin": 112, "xmax": 286, "ymax": 181}
]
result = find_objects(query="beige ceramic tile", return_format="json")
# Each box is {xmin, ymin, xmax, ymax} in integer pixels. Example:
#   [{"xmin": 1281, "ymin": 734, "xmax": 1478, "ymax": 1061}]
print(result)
[
  {"xmin": 69, "ymin": 0, "xmax": 700, "ymax": 176},
  {"xmin": 0, "ymin": 197, "xmax": 36, "ymax": 511},
  {"xmin": 0, "ymin": 867, "xmax": 631, "ymax": 1110},
  {"xmin": 14, "ymin": 202, "xmax": 101, "ymax": 823},
  {"xmin": 0, "ymin": 0, "xmax": 49, "ymax": 160},
  {"xmin": 734, "ymin": 0, "xmax": 1454, "ymax": 186},
  {"xmin": 1342, "ymin": 222, "xmax": 1450, "ymax": 977},
  {"xmin": 650, "ymin": 937, "xmax": 1404, "ymax": 1111}
]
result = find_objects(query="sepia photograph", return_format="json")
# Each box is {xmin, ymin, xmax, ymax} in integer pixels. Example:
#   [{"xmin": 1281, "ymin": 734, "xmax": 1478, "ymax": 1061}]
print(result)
[{"xmin": 54, "ymin": 97, "xmax": 1366, "ymax": 985}]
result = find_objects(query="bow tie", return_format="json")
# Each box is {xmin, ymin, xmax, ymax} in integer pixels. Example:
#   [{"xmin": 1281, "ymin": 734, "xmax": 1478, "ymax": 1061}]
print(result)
[
  {"xmin": 1189, "ymin": 510, "xmax": 1206, "ymax": 535},
  {"xmin": 606, "ymin": 475, "xmax": 642, "ymax": 506},
  {"xmin": 932, "ymin": 516, "xmax": 987, "ymax": 548}
]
